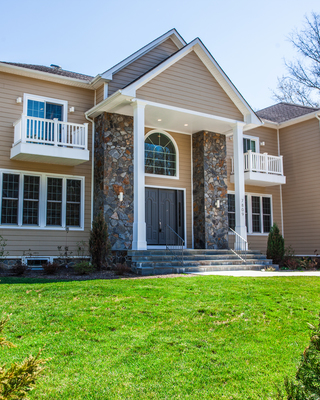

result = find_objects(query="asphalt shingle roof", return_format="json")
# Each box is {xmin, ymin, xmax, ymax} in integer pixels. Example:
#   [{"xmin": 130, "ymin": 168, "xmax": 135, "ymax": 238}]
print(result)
[
  {"xmin": 1, "ymin": 62, "xmax": 93, "ymax": 82},
  {"xmin": 256, "ymin": 102, "xmax": 320, "ymax": 123}
]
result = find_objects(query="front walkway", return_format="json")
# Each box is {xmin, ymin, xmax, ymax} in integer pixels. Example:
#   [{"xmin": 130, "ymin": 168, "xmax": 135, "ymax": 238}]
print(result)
[{"xmin": 187, "ymin": 270, "xmax": 320, "ymax": 277}]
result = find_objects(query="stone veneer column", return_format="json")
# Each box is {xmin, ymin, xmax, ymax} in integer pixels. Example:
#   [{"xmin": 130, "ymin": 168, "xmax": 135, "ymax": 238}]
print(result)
[
  {"xmin": 94, "ymin": 112, "xmax": 134, "ymax": 250},
  {"xmin": 192, "ymin": 131, "xmax": 228, "ymax": 249}
]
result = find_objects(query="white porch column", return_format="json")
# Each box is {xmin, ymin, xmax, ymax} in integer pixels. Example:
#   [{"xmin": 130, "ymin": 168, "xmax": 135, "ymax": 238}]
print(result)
[
  {"xmin": 233, "ymin": 122, "xmax": 247, "ymax": 250},
  {"xmin": 132, "ymin": 100, "xmax": 147, "ymax": 250}
]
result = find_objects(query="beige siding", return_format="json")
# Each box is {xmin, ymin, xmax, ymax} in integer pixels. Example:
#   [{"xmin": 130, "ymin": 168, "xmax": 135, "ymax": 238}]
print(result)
[
  {"xmin": 144, "ymin": 128, "xmax": 192, "ymax": 248},
  {"xmin": 0, "ymin": 71, "xmax": 94, "ymax": 257},
  {"xmin": 280, "ymin": 118, "xmax": 320, "ymax": 255},
  {"xmin": 226, "ymin": 126, "xmax": 282, "ymax": 253},
  {"xmin": 96, "ymin": 84, "xmax": 104, "ymax": 104},
  {"xmin": 137, "ymin": 51, "xmax": 243, "ymax": 121},
  {"xmin": 108, "ymin": 38, "xmax": 179, "ymax": 96}
]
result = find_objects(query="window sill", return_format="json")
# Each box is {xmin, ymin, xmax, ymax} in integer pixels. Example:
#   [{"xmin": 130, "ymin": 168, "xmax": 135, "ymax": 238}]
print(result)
[
  {"xmin": 0, "ymin": 225, "xmax": 84, "ymax": 231},
  {"xmin": 145, "ymin": 173, "xmax": 179, "ymax": 180}
]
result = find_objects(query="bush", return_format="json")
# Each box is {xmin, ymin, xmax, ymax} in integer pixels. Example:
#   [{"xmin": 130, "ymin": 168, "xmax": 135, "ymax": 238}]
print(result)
[
  {"xmin": 266, "ymin": 223, "xmax": 285, "ymax": 265},
  {"xmin": 276, "ymin": 314, "xmax": 320, "ymax": 399},
  {"xmin": 0, "ymin": 315, "xmax": 47, "ymax": 399},
  {"xmin": 73, "ymin": 261, "xmax": 95, "ymax": 275},
  {"xmin": 89, "ymin": 212, "xmax": 110, "ymax": 270},
  {"xmin": 11, "ymin": 262, "xmax": 28, "ymax": 276},
  {"xmin": 42, "ymin": 262, "xmax": 60, "ymax": 275},
  {"xmin": 114, "ymin": 262, "xmax": 131, "ymax": 276}
]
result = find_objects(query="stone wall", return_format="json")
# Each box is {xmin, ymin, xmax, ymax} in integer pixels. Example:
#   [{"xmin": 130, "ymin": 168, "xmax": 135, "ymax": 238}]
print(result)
[
  {"xmin": 192, "ymin": 131, "xmax": 228, "ymax": 249},
  {"xmin": 94, "ymin": 113, "xmax": 134, "ymax": 250}
]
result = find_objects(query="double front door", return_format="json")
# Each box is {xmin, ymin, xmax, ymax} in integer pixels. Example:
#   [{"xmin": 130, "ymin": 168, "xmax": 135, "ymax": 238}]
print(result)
[{"xmin": 145, "ymin": 188, "xmax": 184, "ymax": 245}]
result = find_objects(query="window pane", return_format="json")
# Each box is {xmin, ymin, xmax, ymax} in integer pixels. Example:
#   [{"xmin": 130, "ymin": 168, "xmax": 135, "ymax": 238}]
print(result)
[
  {"xmin": 252, "ymin": 196, "xmax": 261, "ymax": 232},
  {"xmin": 250, "ymin": 141, "xmax": 256, "ymax": 152},
  {"xmin": 263, "ymin": 197, "xmax": 271, "ymax": 233},
  {"xmin": 145, "ymin": 133, "xmax": 176, "ymax": 176},
  {"xmin": 46, "ymin": 103, "xmax": 62, "ymax": 121},
  {"xmin": 228, "ymin": 194, "xmax": 235, "ymax": 230},
  {"xmin": 23, "ymin": 176, "xmax": 40, "ymax": 225},
  {"xmin": 66, "ymin": 179, "xmax": 81, "ymax": 227},
  {"xmin": 1, "ymin": 174, "xmax": 19, "ymax": 224},
  {"xmin": 27, "ymin": 100, "xmax": 45, "ymax": 118},
  {"xmin": 47, "ymin": 178, "xmax": 62, "ymax": 226}
]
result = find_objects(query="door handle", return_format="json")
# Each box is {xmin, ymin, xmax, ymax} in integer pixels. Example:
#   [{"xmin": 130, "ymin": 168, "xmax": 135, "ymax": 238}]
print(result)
[{"xmin": 159, "ymin": 220, "xmax": 162, "ymax": 232}]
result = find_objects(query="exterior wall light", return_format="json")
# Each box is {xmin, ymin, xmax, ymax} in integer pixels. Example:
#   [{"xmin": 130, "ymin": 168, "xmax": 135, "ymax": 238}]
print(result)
[
  {"xmin": 16, "ymin": 97, "xmax": 22, "ymax": 104},
  {"xmin": 69, "ymin": 107, "xmax": 75, "ymax": 113},
  {"xmin": 261, "ymin": 141, "xmax": 266, "ymax": 146},
  {"xmin": 215, "ymin": 199, "xmax": 220, "ymax": 208},
  {"xmin": 118, "ymin": 191, "xmax": 124, "ymax": 202}
]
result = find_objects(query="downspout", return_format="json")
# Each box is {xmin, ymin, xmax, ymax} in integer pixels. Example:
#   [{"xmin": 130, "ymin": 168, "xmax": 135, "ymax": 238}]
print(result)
[
  {"xmin": 277, "ymin": 127, "xmax": 284, "ymax": 237},
  {"xmin": 85, "ymin": 112, "xmax": 95, "ymax": 228}
]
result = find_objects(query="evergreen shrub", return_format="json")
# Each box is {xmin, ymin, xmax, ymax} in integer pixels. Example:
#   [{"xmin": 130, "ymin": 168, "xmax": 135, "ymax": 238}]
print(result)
[{"xmin": 266, "ymin": 223, "xmax": 285, "ymax": 264}]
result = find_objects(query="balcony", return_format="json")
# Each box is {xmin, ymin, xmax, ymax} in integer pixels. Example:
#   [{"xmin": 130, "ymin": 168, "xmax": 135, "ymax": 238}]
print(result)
[
  {"xmin": 11, "ymin": 114, "xmax": 90, "ymax": 166},
  {"xmin": 230, "ymin": 150, "xmax": 286, "ymax": 186}
]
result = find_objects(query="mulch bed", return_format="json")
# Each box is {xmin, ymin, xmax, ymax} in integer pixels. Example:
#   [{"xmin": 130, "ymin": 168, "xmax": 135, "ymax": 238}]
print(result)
[{"xmin": 0, "ymin": 269, "xmax": 195, "ymax": 281}]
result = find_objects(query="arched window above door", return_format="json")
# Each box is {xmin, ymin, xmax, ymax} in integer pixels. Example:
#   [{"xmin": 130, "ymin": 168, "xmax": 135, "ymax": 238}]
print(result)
[{"xmin": 145, "ymin": 131, "xmax": 177, "ymax": 177}]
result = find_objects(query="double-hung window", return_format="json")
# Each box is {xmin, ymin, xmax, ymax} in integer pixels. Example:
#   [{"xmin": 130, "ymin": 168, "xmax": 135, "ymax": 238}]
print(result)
[
  {"xmin": 0, "ymin": 170, "xmax": 84, "ymax": 229},
  {"xmin": 228, "ymin": 193, "xmax": 272, "ymax": 234},
  {"xmin": 243, "ymin": 135, "xmax": 259, "ymax": 153}
]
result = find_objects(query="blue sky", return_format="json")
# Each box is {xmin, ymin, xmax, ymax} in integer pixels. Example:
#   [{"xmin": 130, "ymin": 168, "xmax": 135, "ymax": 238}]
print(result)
[{"xmin": 1, "ymin": 0, "xmax": 319, "ymax": 110}]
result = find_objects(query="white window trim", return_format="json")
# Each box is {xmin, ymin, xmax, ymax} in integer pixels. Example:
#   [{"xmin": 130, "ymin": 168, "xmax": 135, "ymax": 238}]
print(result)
[
  {"xmin": 0, "ymin": 169, "xmax": 84, "ymax": 230},
  {"xmin": 243, "ymin": 134, "xmax": 260, "ymax": 153},
  {"xmin": 228, "ymin": 191, "xmax": 272, "ymax": 236},
  {"xmin": 23, "ymin": 93, "xmax": 68, "ymax": 122},
  {"xmin": 144, "ymin": 129, "xmax": 179, "ymax": 180}
]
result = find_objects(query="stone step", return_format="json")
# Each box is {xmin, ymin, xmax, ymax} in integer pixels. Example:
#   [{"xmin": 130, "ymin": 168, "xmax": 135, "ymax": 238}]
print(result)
[
  {"xmin": 128, "ymin": 249, "xmax": 262, "ymax": 256},
  {"xmin": 130, "ymin": 254, "xmax": 269, "ymax": 262},
  {"xmin": 134, "ymin": 259, "xmax": 272, "ymax": 268},
  {"xmin": 132, "ymin": 264, "xmax": 278, "ymax": 276}
]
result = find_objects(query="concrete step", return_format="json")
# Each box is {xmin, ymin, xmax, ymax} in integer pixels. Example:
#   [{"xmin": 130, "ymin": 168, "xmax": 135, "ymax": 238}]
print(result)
[
  {"xmin": 134, "ymin": 259, "xmax": 272, "ymax": 268},
  {"xmin": 130, "ymin": 254, "xmax": 269, "ymax": 262},
  {"xmin": 128, "ymin": 249, "xmax": 262, "ymax": 256}
]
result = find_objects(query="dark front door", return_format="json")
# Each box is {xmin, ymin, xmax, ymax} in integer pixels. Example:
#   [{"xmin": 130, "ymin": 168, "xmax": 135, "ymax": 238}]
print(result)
[{"xmin": 145, "ymin": 188, "xmax": 184, "ymax": 245}]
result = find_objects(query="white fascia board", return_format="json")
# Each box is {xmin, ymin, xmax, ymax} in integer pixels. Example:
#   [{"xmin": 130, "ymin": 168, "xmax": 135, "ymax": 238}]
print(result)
[
  {"xmin": 0, "ymin": 63, "xmax": 93, "ymax": 89},
  {"xmin": 278, "ymin": 111, "xmax": 320, "ymax": 128},
  {"xmin": 90, "ymin": 74, "xmax": 110, "ymax": 89},
  {"xmin": 100, "ymin": 29, "xmax": 186, "ymax": 80},
  {"xmin": 85, "ymin": 90, "xmax": 129, "ymax": 118}
]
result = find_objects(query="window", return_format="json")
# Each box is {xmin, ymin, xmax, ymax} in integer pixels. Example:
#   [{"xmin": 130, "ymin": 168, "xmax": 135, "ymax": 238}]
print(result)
[
  {"xmin": 0, "ymin": 170, "xmax": 84, "ymax": 229},
  {"xmin": 228, "ymin": 193, "xmax": 272, "ymax": 234},
  {"xmin": 145, "ymin": 132, "xmax": 177, "ymax": 177},
  {"xmin": 228, "ymin": 194, "xmax": 247, "ymax": 231},
  {"xmin": 243, "ymin": 136, "xmax": 259, "ymax": 153}
]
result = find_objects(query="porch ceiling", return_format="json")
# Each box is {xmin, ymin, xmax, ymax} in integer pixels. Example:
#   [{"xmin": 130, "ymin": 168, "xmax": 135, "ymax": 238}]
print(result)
[{"xmin": 87, "ymin": 94, "xmax": 243, "ymax": 135}]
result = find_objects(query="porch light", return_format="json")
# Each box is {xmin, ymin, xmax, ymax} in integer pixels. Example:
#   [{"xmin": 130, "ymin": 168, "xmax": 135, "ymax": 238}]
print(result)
[
  {"xmin": 16, "ymin": 97, "xmax": 22, "ymax": 104},
  {"xmin": 261, "ymin": 141, "xmax": 265, "ymax": 146},
  {"xmin": 118, "ymin": 191, "xmax": 124, "ymax": 202},
  {"xmin": 215, "ymin": 199, "xmax": 220, "ymax": 208},
  {"xmin": 157, "ymin": 119, "xmax": 162, "ymax": 122},
  {"xmin": 69, "ymin": 107, "xmax": 75, "ymax": 113},
  {"xmin": 184, "ymin": 124, "xmax": 188, "ymax": 126}
]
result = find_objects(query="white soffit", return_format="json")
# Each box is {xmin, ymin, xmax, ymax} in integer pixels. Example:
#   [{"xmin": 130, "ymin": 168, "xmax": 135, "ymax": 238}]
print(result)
[
  {"xmin": 122, "ymin": 38, "xmax": 261, "ymax": 126},
  {"xmin": 100, "ymin": 29, "xmax": 186, "ymax": 80}
]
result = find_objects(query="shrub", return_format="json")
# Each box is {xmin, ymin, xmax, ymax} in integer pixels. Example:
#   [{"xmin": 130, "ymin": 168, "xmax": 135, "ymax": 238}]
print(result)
[
  {"xmin": 11, "ymin": 262, "xmax": 28, "ymax": 276},
  {"xmin": 42, "ymin": 262, "xmax": 60, "ymax": 275},
  {"xmin": 114, "ymin": 262, "xmax": 131, "ymax": 276},
  {"xmin": 73, "ymin": 261, "xmax": 95, "ymax": 275},
  {"xmin": 266, "ymin": 223, "xmax": 285, "ymax": 265},
  {"xmin": 276, "ymin": 314, "xmax": 320, "ymax": 399},
  {"xmin": 0, "ymin": 315, "xmax": 47, "ymax": 399},
  {"xmin": 89, "ymin": 212, "xmax": 110, "ymax": 270}
]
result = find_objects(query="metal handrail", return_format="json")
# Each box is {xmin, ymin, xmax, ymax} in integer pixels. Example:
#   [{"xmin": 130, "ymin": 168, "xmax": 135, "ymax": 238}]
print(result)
[
  {"xmin": 228, "ymin": 227, "xmax": 248, "ymax": 263},
  {"xmin": 165, "ymin": 224, "xmax": 184, "ymax": 267}
]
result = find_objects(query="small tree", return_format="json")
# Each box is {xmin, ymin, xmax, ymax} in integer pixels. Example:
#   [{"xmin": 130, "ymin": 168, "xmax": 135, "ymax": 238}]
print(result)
[
  {"xmin": 267, "ymin": 223, "xmax": 285, "ymax": 264},
  {"xmin": 0, "ymin": 315, "xmax": 46, "ymax": 399},
  {"xmin": 89, "ymin": 212, "xmax": 110, "ymax": 270},
  {"xmin": 276, "ymin": 315, "xmax": 320, "ymax": 399}
]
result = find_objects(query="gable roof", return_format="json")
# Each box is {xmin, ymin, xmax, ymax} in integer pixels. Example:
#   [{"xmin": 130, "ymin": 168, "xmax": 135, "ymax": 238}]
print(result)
[
  {"xmin": 257, "ymin": 102, "xmax": 320, "ymax": 123},
  {"xmin": 100, "ymin": 29, "xmax": 186, "ymax": 80},
  {"xmin": 1, "ymin": 61, "xmax": 93, "ymax": 82},
  {"xmin": 121, "ymin": 37, "xmax": 261, "ymax": 126}
]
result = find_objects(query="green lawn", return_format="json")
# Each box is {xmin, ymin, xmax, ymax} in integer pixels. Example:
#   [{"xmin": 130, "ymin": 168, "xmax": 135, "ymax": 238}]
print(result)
[{"xmin": 0, "ymin": 275, "xmax": 319, "ymax": 400}]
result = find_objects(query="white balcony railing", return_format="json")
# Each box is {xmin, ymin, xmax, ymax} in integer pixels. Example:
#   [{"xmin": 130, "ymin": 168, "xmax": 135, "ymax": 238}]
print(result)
[
  {"xmin": 13, "ymin": 114, "xmax": 88, "ymax": 150},
  {"xmin": 231, "ymin": 150, "xmax": 284, "ymax": 176}
]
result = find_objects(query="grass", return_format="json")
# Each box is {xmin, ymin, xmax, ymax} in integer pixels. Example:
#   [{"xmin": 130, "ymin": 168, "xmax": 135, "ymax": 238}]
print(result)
[{"xmin": 0, "ymin": 275, "xmax": 319, "ymax": 399}]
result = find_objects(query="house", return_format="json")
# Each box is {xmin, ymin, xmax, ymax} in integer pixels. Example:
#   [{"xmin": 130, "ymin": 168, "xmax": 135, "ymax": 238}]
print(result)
[{"xmin": 0, "ymin": 29, "xmax": 318, "ymax": 269}]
